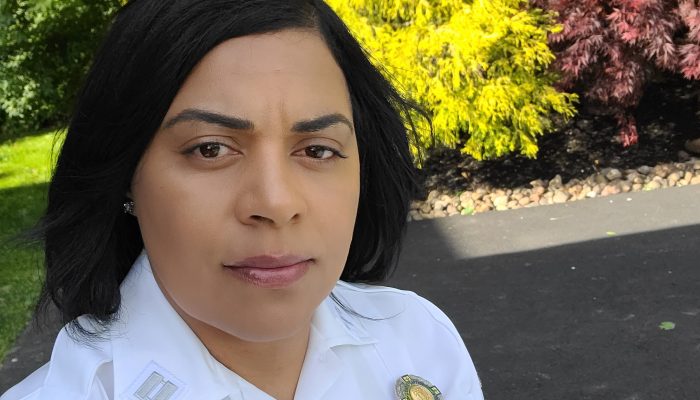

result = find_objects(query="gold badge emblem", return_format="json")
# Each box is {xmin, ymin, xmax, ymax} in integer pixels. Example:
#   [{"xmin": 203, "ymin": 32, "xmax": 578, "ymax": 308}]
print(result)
[{"xmin": 394, "ymin": 374, "xmax": 443, "ymax": 400}]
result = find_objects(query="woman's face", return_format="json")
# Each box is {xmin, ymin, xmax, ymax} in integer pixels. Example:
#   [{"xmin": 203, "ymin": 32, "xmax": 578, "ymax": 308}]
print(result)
[{"xmin": 130, "ymin": 29, "xmax": 360, "ymax": 342}]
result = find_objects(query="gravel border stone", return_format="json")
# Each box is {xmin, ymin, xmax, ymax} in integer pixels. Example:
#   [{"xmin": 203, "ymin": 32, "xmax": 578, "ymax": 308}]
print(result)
[{"xmin": 409, "ymin": 156, "xmax": 700, "ymax": 221}]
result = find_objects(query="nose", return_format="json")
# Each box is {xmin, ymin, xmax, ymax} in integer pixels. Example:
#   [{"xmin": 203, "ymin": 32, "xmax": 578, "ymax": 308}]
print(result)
[{"xmin": 235, "ymin": 148, "xmax": 306, "ymax": 228}]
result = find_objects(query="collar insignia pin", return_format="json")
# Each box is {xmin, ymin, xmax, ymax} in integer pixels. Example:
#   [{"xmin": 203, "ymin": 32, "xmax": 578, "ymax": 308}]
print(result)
[{"xmin": 394, "ymin": 374, "xmax": 443, "ymax": 400}]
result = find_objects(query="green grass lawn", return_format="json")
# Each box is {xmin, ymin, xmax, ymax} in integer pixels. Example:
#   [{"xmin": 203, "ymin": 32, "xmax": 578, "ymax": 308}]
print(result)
[{"xmin": 0, "ymin": 130, "xmax": 64, "ymax": 362}]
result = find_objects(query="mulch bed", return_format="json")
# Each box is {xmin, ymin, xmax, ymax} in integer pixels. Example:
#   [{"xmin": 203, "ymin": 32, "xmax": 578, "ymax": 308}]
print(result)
[{"xmin": 413, "ymin": 75, "xmax": 700, "ymax": 217}]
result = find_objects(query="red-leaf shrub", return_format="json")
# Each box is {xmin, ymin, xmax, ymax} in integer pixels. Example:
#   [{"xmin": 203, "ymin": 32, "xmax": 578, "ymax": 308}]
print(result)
[
  {"xmin": 534, "ymin": 0, "xmax": 700, "ymax": 146},
  {"xmin": 678, "ymin": 1, "xmax": 700, "ymax": 79}
]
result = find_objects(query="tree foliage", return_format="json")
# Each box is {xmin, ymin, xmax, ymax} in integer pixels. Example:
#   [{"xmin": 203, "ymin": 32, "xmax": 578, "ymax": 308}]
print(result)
[
  {"xmin": 328, "ymin": 0, "xmax": 578, "ymax": 160},
  {"xmin": 535, "ymin": 0, "xmax": 700, "ymax": 146},
  {"xmin": 0, "ymin": 0, "xmax": 122, "ymax": 136}
]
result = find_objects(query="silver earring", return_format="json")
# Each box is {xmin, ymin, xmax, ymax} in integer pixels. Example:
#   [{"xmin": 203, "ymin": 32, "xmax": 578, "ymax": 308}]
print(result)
[{"xmin": 123, "ymin": 201, "xmax": 135, "ymax": 216}]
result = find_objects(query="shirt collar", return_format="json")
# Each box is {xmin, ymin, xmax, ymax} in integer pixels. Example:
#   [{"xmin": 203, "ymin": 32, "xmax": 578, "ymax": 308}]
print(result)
[
  {"xmin": 112, "ymin": 251, "xmax": 377, "ymax": 399},
  {"xmin": 42, "ymin": 251, "xmax": 378, "ymax": 399},
  {"xmin": 312, "ymin": 291, "xmax": 378, "ymax": 349},
  {"xmin": 110, "ymin": 251, "xmax": 238, "ymax": 400}
]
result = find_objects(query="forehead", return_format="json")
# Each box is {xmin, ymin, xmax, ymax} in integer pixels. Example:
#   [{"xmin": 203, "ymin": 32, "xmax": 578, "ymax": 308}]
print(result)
[
  {"xmin": 167, "ymin": 29, "xmax": 351, "ymax": 120},
  {"xmin": 204, "ymin": 29, "xmax": 338, "ymax": 75}
]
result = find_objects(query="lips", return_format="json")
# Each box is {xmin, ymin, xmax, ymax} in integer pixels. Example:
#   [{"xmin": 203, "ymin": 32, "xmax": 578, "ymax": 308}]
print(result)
[{"xmin": 223, "ymin": 255, "xmax": 312, "ymax": 288}]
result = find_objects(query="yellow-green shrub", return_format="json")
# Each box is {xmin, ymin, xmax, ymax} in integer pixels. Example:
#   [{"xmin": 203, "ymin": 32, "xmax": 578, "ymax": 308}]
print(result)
[{"xmin": 328, "ymin": 0, "xmax": 578, "ymax": 160}]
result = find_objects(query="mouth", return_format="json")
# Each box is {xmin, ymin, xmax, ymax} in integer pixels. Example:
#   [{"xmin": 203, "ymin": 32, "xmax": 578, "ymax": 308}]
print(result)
[{"xmin": 223, "ymin": 255, "xmax": 313, "ymax": 288}]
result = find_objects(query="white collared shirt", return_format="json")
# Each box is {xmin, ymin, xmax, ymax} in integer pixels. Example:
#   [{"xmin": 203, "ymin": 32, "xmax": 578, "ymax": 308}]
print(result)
[{"xmin": 2, "ymin": 253, "xmax": 483, "ymax": 400}]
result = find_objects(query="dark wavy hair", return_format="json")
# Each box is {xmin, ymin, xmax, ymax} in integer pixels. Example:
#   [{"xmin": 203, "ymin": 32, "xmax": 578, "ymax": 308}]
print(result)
[{"xmin": 34, "ymin": 0, "xmax": 423, "ymax": 335}]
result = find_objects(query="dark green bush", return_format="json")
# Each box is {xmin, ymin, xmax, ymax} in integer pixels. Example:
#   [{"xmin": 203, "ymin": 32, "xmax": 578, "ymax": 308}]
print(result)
[{"xmin": 0, "ymin": 0, "xmax": 122, "ymax": 137}]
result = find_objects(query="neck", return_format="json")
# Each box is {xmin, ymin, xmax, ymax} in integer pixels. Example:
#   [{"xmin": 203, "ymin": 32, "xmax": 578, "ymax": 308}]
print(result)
[{"xmin": 175, "ymin": 305, "xmax": 310, "ymax": 400}]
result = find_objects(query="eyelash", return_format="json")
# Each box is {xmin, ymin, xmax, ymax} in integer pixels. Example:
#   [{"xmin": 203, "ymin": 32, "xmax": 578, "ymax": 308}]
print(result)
[
  {"xmin": 302, "ymin": 145, "xmax": 349, "ymax": 163},
  {"xmin": 183, "ymin": 142, "xmax": 348, "ymax": 163}
]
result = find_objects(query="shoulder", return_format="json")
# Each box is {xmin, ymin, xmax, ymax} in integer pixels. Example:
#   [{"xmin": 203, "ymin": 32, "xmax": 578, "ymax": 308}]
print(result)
[
  {"xmin": 1, "ymin": 323, "xmax": 113, "ymax": 400},
  {"xmin": 1, "ymin": 363, "xmax": 48, "ymax": 400},
  {"xmin": 332, "ymin": 281, "xmax": 484, "ymax": 399},
  {"xmin": 334, "ymin": 281, "xmax": 441, "ymax": 313},
  {"xmin": 333, "ymin": 281, "xmax": 462, "ymax": 340},
  {"xmin": 2, "ymin": 362, "xmax": 112, "ymax": 400}
]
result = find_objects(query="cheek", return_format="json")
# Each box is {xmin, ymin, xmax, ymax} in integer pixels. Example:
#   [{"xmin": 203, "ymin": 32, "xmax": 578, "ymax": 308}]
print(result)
[
  {"xmin": 134, "ymin": 169, "xmax": 223, "ymax": 259},
  {"xmin": 317, "ymin": 162, "xmax": 361, "ymax": 271},
  {"xmin": 130, "ymin": 152, "xmax": 231, "ymax": 304}
]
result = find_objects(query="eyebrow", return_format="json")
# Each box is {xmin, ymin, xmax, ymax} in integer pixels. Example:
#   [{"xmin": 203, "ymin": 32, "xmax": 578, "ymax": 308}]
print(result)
[
  {"xmin": 292, "ymin": 113, "xmax": 353, "ymax": 134},
  {"xmin": 162, "ymin": 108, "xmax": 354, "ymax": 134},
  {"xmin": 163, "ymin": 109, "xmax": 253, "ymax": 130}
]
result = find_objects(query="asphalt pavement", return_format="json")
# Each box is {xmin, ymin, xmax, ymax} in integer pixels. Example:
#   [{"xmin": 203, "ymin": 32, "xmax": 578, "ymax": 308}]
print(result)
[{"xmin": 2, "ymin": 184, "xmax": 699, "ymax": 399}]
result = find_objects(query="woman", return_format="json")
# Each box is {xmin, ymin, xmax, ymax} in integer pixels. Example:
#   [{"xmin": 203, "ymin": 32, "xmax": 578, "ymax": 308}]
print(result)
[{"xmin": 2, "ymin": 1, "xmax": 483, "ymax": 399}]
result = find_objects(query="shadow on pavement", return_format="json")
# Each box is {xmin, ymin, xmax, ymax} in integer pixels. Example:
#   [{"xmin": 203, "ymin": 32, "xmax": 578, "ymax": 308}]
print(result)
[
  {"xmin": 389, "ymin": 222, "xmax": 700, "ymax": 400},
  {"xmin": 2, "ymin": 217, "xmax": 698, "ymax": 399}
]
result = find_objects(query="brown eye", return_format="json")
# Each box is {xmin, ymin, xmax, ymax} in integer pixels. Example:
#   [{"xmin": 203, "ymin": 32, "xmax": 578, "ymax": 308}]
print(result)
[
  {"xmin": 183, "ymin": 141, "xmax": 237, "ymax": 162},
  {"xmin": 305, "ymin": 145, "xmax": 336, "ymax": 160},
  {"xmin": 198, "ymin": 143, "xmax": 221, "ymax": 158}
]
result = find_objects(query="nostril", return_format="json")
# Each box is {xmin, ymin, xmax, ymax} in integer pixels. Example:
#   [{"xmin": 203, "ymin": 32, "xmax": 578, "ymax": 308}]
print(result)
[{"xmin": 249, "ymin": 213, "xmax": 300, "ymax": 225}]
